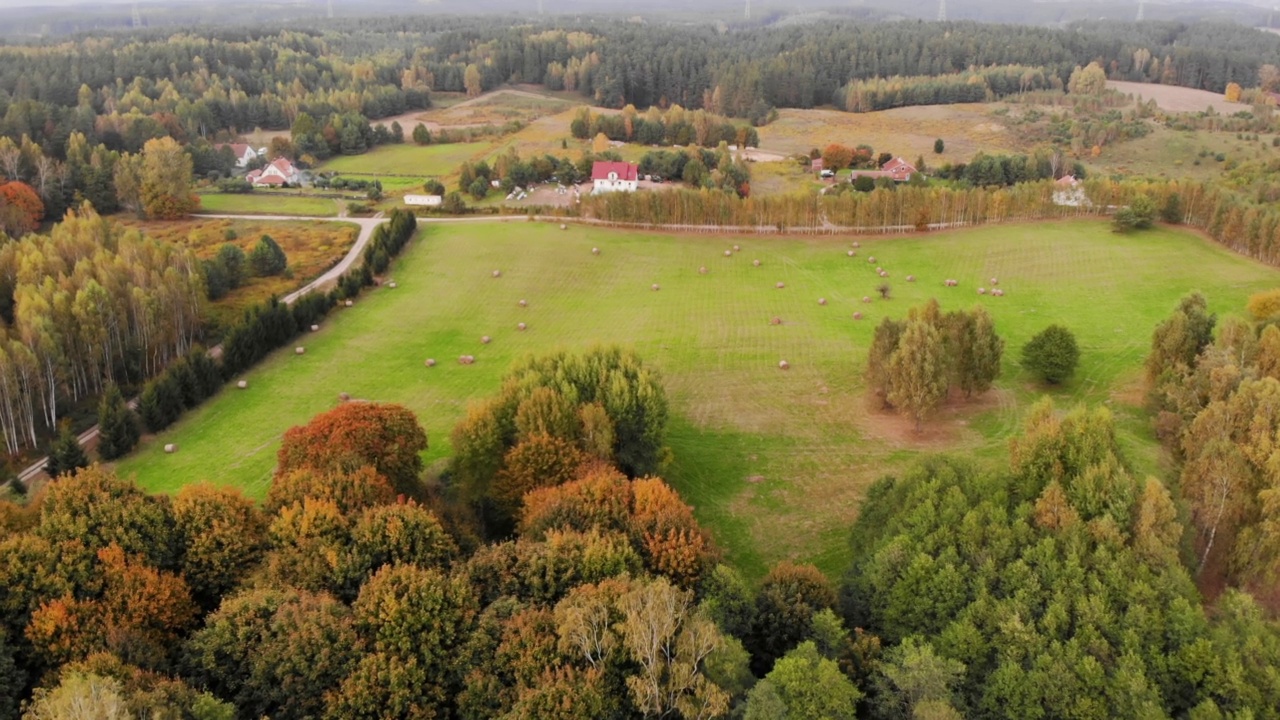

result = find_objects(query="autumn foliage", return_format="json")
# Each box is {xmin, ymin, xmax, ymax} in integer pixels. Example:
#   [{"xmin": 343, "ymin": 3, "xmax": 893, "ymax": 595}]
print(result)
[
  {"xmin": 0, "ymin": 180, "xmax": 43, "ymax": 236},
  {"xmin": 276, "ymin": 402, "xmax": 428, "ymax": 499}
]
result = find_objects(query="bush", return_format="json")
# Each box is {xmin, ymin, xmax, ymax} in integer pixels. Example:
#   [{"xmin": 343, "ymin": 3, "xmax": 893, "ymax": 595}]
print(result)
[
  {"xmin": 215, "ymin": 178, "xmax": 254, "ymax": 193},
  {"xmin": 468, "ymin": 178, "xmax": 489, "ymax": 200},
  {"xmin": 934, "ymin": 138, "xmax": 945, "ymax": 154},
  {"xmin": 1021, "ymin": 324, "xmax": 1080, "ymax": 384},
  {"xmin": 249, "ymin": 235, "xmax": 287, "ymax": 277},
  {"xmin": 1112, "ymin": 195, "xmax": 1155, "ymax": 233}
]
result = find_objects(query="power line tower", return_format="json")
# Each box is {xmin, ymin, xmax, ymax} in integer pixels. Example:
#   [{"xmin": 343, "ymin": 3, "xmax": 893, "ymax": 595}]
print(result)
[
  {"xmin": 745, "ymin": 0, "xmax": 751, "ymax": 20},
  {"xmin": 537, "ymin": 0, "xmax": 544, "ymax": 15},
  {"xmin": 131, "ymin": 3, "xmax": 142, "ymax": 28},
  {"xmin": 937, "ymin": 0, "xmax": 946, "ymax": 22},
  {"xmin": 1136, "ymin": 0, "xmax": 1145, "ymax": 21},
  {"xmin": 327, "ymin": 0, "xmax": 334, "ymax": 19}
]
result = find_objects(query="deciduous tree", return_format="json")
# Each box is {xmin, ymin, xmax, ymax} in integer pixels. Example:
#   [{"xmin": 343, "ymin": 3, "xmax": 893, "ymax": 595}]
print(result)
[
  {"xmin": 1022, "ymin": 324, "xmax": 1080, "ymax": 384},
  {"xmin": 887, "ymin": 320, "xmax": 948, "ymax": 431}
]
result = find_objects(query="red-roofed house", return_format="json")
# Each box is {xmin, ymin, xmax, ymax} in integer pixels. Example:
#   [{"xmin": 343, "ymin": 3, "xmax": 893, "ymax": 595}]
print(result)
[
  {"xmin": 246, "ymin": 158, "xmax": 301, "ymax": 187},
  {"xmin": 849, "ymin": 156, "xmax": 918, "ymax": 184},
  {"xmin": 591, "ymin": 161, "xmax": 639, "ymax": 194},
  {"xmin": 217, "ymin": 143, "xmax": 260, "ymax": 169}
]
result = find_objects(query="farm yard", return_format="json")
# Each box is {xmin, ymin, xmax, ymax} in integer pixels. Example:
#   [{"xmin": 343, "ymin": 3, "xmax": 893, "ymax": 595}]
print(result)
[{"xmin": 113, "ymin": 218, "xmax": 1280, "ymax": 579}]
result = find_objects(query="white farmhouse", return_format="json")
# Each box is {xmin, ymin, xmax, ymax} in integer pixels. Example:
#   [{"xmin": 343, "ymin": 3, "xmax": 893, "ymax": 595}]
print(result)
[
  {"xmin": 591, "ymin": 161, "xmax": 639, "ymax": 194},
  {"xmin": 246, "ymin": 158, "xmax": 301, "ymax": 187},
  {"xmin": 216, "ymin": 143, "xmax": 261, "ymax": 169}
]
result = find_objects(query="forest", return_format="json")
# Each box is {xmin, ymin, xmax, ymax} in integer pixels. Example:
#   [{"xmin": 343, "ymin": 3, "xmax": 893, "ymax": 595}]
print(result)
[
  {"xmin": 0, "ymin": 16, "xmax": 1276, "ymax": 161},
  {"xmin": 0, "ymin": 342, "xmax": 1276, "ymax": 719}
]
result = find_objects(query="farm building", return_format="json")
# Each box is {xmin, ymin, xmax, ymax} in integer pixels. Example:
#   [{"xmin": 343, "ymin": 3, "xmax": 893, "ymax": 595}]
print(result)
[
  {"xmin": 404, "ymin": 194, "xmax": 443, "ymax": 207},
  {"xmin": 849, "ymin": 156, "xmax": 918, "ymax": 183},
  {"xmin": 591, "ymin": 161, "xmax": 639, "ymax": 194},
  {"xmin": 247, "ymin": 158, "xmax": 301, "ymax": 187}
]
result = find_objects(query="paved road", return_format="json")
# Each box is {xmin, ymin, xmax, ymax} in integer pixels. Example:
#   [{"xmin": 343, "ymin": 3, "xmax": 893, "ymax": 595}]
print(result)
[{"xmin": 18, "ymin": 212, "xmax": 531, "ymax": 486}]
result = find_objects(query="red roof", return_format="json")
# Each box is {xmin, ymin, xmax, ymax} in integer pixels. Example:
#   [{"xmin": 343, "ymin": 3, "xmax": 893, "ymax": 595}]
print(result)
[
  {"xmin": 1055, "ymin": 174, "xmax": 1079, "ymax": 186},
  {"xmin": 218, "ymin": 143, "xmax": 253, "ymax": 158},
  {"xmin": 881, "ymin": 157, "xmax": 916, "ymax": 174},
  {"xmin": 591, "ymin": 161, "xmax": 639, "ymax": 182}
]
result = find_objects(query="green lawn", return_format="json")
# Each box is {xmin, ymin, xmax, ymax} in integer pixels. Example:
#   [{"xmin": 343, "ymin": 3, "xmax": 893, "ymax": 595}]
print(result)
[
  {"xmin": 196, "ymin": 192, "xmax": 338, "ymax": 216},
  {"xmin": 114, "ymin": 220, "xmax": 1280, "ymax": 580},
  {"xmin": 320, "ymin": 142, "xmax": 496, "ymax": 177}
]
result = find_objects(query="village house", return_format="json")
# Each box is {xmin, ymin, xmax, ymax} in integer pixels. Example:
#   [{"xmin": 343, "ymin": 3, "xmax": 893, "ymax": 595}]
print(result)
[
  {"xmin": 216, "ymin": 143, "xmax": 261, "ymax": 170},
  {"xmin": 247, "ymin": 158, "xmax": 301, "ymax": 187},
  {"xmin": 849, "ymin": 156, "xmax": 918, "ymax": 184},
  {"xmin": 591, "ymin": 161, "xmax": 639, "ymax": 194}
]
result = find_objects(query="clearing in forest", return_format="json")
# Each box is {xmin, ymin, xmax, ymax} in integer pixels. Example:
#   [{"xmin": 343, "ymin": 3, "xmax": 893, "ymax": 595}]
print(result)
[
  {"xmin": 1107, "ymin": 80, "xmax": 1243, "ymax": 114},
  {"xmin": 113, "ymin": 220, "xmax": 1280, "ymax": 579}
]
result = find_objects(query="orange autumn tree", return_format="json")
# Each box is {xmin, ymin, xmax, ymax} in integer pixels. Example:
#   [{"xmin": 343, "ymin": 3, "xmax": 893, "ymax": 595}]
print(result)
[
  {"xmin": 0, "ymin": 181, "xmax": 44, "ymax": 237},
  {"xmin": 519, "ymin": 465, "xmax": 717, "ymax": 588},
  {"xmin": 276, "ymin": 402, "xmax": 427, "ymax": 499}
]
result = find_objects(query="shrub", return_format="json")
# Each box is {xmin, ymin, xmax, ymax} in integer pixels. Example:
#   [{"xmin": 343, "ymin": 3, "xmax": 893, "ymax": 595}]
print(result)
[
  {"xmin": 1021, "ymin": 324, "xmax": 1080, "ymax": 384},
  {"xmin": 249, "ymin": 235, "xmax": 288, "ymax": 277}
]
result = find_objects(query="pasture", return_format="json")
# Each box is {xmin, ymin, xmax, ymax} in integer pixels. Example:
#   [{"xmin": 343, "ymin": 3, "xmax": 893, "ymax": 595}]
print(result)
[
  {"xmin": 319, "ymin": 141, "xmax": 496, "ymax": 177},
  {"xmin": 195, "ymin": 192, "xmax": 338, "ymax": 217},
  {"xmin": 113, "ymin": 219, "xmax": 1280, "ymax": 579}
]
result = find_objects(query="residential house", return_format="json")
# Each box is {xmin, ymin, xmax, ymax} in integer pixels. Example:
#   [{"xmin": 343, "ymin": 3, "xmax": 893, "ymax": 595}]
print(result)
[
  {"xmin": 217, "ymin": 143, "xmax": 260, "ymax": 169},
  {"xmin": 591, "ymin": 161, "xmax": 639, "ymax": 194},
  {"xmin": 849, "ymin": 156, "xmax": 919, "ymax": 183},
  {"xmin": 246, "ymin": 158, "xmax": 301, "ymax": 187}
]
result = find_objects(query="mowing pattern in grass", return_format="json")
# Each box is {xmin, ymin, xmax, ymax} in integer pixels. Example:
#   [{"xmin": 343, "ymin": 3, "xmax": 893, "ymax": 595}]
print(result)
[
  {"xmin": 319, "ymin": 142, "xmax": 495, "ymax": 177},
  {"xmin": 195, "ymin": 192, "xmax": 339, "ymax": 217},
  {"xmin": 114, "ymin": 220, "xmax": 1280, "ymax": 579}
]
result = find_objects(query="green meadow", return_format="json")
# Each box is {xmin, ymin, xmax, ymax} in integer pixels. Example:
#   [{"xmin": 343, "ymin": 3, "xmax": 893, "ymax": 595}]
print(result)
[{"xmin": 114, "ymin": 219, "xmax": 1280, "ymax": 579}]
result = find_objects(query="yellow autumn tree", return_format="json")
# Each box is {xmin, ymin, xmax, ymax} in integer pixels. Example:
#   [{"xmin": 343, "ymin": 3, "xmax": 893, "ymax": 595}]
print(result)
[{"xmin": 1225, "ymin": 81, "xmax": 1243, "ymax": 103}]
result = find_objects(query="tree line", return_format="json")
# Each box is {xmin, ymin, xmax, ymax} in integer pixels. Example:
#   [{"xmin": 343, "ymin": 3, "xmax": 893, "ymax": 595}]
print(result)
[{"xmin": 3, "ymin": 344, "xmax": 1279, "ymax": 716}]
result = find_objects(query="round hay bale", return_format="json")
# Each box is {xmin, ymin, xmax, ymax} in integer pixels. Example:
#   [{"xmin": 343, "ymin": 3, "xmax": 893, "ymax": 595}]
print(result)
[
  {"xmin": 237, "ymin": 380, "xmax": 248, "ymax": 389},
  {"xmin": 698, "ymin": 266, "xmax": 708, "ymax": 275},
  {"xmin": 977, "ymin": 287, "xmax": 986, "ymax": 295},
  {"xmin": 481, "ymin": 335, "xmax": 491, "ymax": 344},
  {"xmin": 779, "ymin": 360, "xmax": 790, "ymax": 370},
  {"xmin": 818, "ymin": 298, "xmax": 827, "ymax": 305},
  {"xmin": 990, "ymin": 277, "xmax": 999, "ymax": 285},
  {"xmin": 879, "ymin": 271, "xmax": 889, "ymax": 278},
  {"xmin": 906, "ymin": 275, "xmax": 915, "ymax": 282},
  {"xmin": 345, "ymin": 300, "xmax": 354, "ymax": 307},
  {"xmin": 733, "ymin": 244, "xmax": 741, "ymax": 252},
  {"xmin": 388, "ymin": 281, "xmax": 397, "ymax": 289},
  {"xmin": 724, "ymin": 250, "xmax": 732, "ymax": 257},
  {"xmin": 771, "ymin": 316, "xmax": 782, "ymax": 325},
  {"xmin": 776, "ymin": 282, "xmax": 785, "ymax": 289},
  {"xmin": 651, "ymin": 283, "xmax": 660, "ymax": 291},
  {"xmin": 517, "ymin": 322, "xmax": 527, "ymax": 331},
  {"xmin": 425, "ymin": 358, "xmax": 436, "ymax": 367},
  {"xmin": 561, "ymin": 223, "xmax": 568, "ymax": 230},
  {"xmin": 295, "ymin": 347, "xmax": 305, "ymax": 355},
  {"xmin": 492, "ymin": 270, "xmax": 502, "ymax": 278},
  {"xmin": 862, "ymin": 296, "xmax": 871, "ymax": 303},
  {"xmin": 847, "ymin": 250, "xmax": 855, "ymax": 257},
  {"xmin": 518, "ymin": 299, "xmax": 528, "ymax": 307},
  {"xmin": 876, "ymin": 267, "xmax": 883, "ymax": 272},
  {"xmin": 459, "ymin": 355, "xmax": 475, "ymax": 365},
  {"xmin": 868, "ymin": 256, "xmax": 876, "ymax": 263},
  {"xmin": 310, "ymin": 324, "xmax": 319, "ymax": 332},
  {"xmin": 339, "ymin": 392, "xmax": 351, "ymax": 402},
  {"xmin": 592, "ymin": 247, "xmax": 600, "ymax": 255},
  {"xmin": 853, "ymin": 311, "xmax": 863, "ymax": 320},
  {"xmin": 852, "ymin": 241, "xmax": 861, "ymax": 248},
  {"xmin": 753, "ymin": 259, "xmax": 761, "ymax": 266},
  {"xmin": 164, "ymin": 444, "xmax": 177, "ymax": 454}
]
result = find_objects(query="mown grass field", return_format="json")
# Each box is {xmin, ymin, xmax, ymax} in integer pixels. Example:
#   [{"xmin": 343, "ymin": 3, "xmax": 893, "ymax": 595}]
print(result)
[
  {"xmin": 320, "ymin": 142, "xmax": 496, "ymax": 177},
  {"xmin": 114, "ymin": 220, "xmax": 1280, "ymax": 580},
  {"xmin": 196, "ymin": 192, "xmax": 338, "ymax": 217}
]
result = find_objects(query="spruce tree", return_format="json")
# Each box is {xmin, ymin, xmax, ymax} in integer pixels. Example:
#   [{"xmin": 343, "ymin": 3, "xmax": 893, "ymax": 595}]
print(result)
[
  {"xmin": 97, "ymin": 382, "xmax": 140, "ymax": 461},
  {"xmin": 46, "ymin": 424, "xmax": 89, "ymax": 478}
]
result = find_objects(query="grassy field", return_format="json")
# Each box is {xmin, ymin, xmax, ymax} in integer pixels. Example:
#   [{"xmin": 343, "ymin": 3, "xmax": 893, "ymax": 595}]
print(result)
[
  {"xmin": 113, "ymin": 219, "xmax": 1280, "ymax": 580},
  {"xmin": 759, "ymin": 104, "xmax": 1023, "ymax": 160},
  {"xmin": 196, "ymin": 192, "xmax": 338, "ymax": 217},
  {"xmin": 320, "ymin": 142, "xmax": 496, "ymax": 177},
  {"xmin": 121, "ymin": 217, "xmax": 358, "ymax": 326}
]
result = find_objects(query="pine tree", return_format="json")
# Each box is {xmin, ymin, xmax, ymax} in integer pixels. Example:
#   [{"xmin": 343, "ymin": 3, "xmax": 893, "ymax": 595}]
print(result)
[
  {"xmin": 46, "ymin": 424, "xmax": 89, "ymax": 478},
  {"xmin": 96, "ymin": 382, "xmax": 140, "ymax": 461},
  {"xmin": 249, "ymin": 235, "xmax": 287, "ymax": 277}
]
